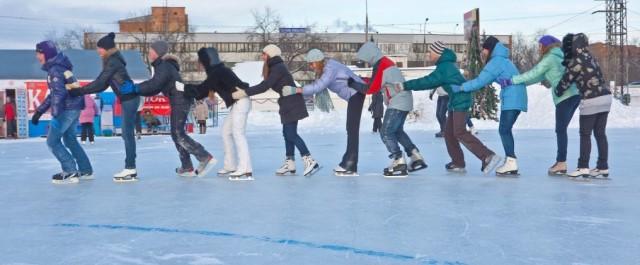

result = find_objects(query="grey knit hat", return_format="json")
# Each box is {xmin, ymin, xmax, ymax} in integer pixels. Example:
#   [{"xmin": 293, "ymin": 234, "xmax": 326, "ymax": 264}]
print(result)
[{"xmin": 150, "ymin": 40, "xmax": 169, "ymax": 57}]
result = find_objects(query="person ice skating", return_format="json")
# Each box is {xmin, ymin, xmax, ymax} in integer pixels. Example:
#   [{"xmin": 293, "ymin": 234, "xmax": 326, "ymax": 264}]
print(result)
[
  {"xmin": 79, "ymin": 95, "xmax": 99, "ymax": 144},
  {"xmin": 369, "ymin": 92, "xmax": 383, "ymax": 133},
  {"xmin": 451, "ymin": 36, "xmax": 527, "ymax": 176},
  {"xmin": 392, "ymin": 41, "xmax": 501, "ymax": 174},
  {"xmin": 181, "ymin": 47, "xmax": 255, "ymax": 180},
  {"xmin": 293, "ymin": 48, "xmax": 366, "ymax": 176},
  {"xmin": 232, "ymin": 44, "xmax": 319, "ymax": 178},
  {"xmin": 555, "ymin": 33, "xmax": 612, "ymax": 179},
  {"xmin": 498, "ymin": 35, "xmax": 581, "ymax": 176},
  {"xmin": 67, "ymin": 32, "xmax": 141, "ymax": 182},
  {"xmin": 142, "ymin": 109, "xmax": 160, "ymax": 133},
  {"xmin": 353, "ymin": 42, "xmax": 427, "ymax": 177},
  {"xmin": 195, "ymin": 100, "xmax": 208, "ymax": 134},
  {"xmin": 431, "ymin": 87, "xmax": 448, "ymax": 138},
  {"xmin": 118, "ymin": 41, "xmax": 217, "ymax": 178},
  {"xmin": 3, "ymin": 97, "xmax": 16, "ymax": 139},
  {"xmin": 32, "ymin": 40, "xmax": 93, "ymax": 184}
]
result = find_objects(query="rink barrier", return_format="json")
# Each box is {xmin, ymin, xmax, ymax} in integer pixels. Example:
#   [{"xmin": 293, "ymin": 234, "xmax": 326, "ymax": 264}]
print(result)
[{"xmin": 53, "ymin": 223, "xmax": 468, "ymax": 265}]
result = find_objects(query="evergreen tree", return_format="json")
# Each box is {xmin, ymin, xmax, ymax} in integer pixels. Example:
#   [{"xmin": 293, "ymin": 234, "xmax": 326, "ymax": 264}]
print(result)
[{"xmin": 464, "ymin": 31, "xmax": 499, "ymax": 121}]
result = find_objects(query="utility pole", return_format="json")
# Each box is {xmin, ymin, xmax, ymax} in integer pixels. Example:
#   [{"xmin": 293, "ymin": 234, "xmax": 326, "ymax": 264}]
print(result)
[
  {"xmin": 365, "ymin": 0, "xmax": 369, "ymax": 43},
  {"xmin": 594, "ymin": 0, "xmax": 629, "ymax": 104},
  {"xmin": 423, "ymin": 18, "xmax": 429, "ymax": 66}
]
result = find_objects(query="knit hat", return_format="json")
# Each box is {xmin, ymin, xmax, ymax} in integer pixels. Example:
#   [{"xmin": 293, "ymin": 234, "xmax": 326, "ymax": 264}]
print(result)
[
  {"xmin": 429, "ymin": 41, "xmax": 446, "ymax": 55},
  {"xmin": 197, "ymin": 47, "xmax": 221, "ymax": 67},
  {"xmin": 35, "ymin": 40, "xmax": 58, "ymax": 61},
  {"xmin": 538, "ymin": 35, "xmax": 561, "ymax": 47},
  {"xmin": 262, "ymin": 44, "xmax": 281, "ymax": 57},
  {"xmin": 482, "ymin": 36, "xmax": 500, "ymax": 52},
  {"xmin": 305, "ymin": 49, "xmax": 325, "ymax": 63},
  {"xmin": 97, "ymin": 32, "xmax": 116, "ymax": 50},
  {"xmin": 150, "ymin": 40, "xmax": 169, "ymax": 58}
]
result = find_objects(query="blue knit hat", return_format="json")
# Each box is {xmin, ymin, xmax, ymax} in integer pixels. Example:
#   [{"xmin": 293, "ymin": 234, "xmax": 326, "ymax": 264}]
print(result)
[
  {"xmin": 539, "ymin": 35, "xmax": 561, "ymax": 47},
  {"xmin": 36, "ymin": 40, "xmax": 58, "ymax": 61}
]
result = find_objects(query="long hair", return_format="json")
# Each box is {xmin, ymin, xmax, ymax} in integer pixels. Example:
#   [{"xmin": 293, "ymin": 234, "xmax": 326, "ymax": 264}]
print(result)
[
  {"xmin": 313, "ymin": 59, "xmax": 326, "ymax": 79},
  {"xmin": 262, "ymin": 55, "xmax": 271, "ymax": 80},
  {"xmin": 539, "ymin": 42, "xmax": 561, "ymax": 63}
]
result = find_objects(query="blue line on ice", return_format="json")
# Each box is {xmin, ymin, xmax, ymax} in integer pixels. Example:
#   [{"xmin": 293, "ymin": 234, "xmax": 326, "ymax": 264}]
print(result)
[{"xmin": 53, "ymin": 223, "xmax": 468, "ymax": 265}]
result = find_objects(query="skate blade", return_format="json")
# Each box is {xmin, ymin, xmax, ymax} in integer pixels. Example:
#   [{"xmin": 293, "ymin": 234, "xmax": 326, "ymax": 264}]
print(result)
[
  {"xmin": 446, "ymin": 169, "xmax": 467, "ymax": 174},
  {"xmin": 79, "ymin": 175, "xmax": 95, "ymax": 181},
  {"xmin": 178, "ymin": 173, "xmax": 197, "ymax": 178},
  {"xmin": 335, "ymin": 172, "xmax": 359, "ymax": 177},
  {"xmin": 547, "ymin": 171, "xmax": 567, "ymax": 177},
  {"xmin": 229, "ymin": 176, "xmax": 255, "ymax": 181},
  {"xmin": 276, "ymin": 171, "xmax": 297, "ymax": 176},
  {"xmin": 408, "ymin": 164, "xmax": 428, "ymax": 172},
  {"xmin": 52, "ymin": 178, "xmax": 80, "ymax": 184},
  {"xmin": 113, "ymin": 176, "xmax": 138, "ymax": 183},
  {"xmin": 384, "ymin": 174, "xmax": 408, "ymax": 179},
  {"xmin": 496, "ymin": 171, "xmax": 519, "ymax": 177},
  {"xmin": 304, "ymin": 165, "xmax": 321, "ymax": 177}
]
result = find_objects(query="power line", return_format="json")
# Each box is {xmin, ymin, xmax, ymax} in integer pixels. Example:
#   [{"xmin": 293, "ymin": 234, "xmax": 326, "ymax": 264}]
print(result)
[{"xmin": 545, "ymin": 3, "xmax": 604, "ymax": 30}]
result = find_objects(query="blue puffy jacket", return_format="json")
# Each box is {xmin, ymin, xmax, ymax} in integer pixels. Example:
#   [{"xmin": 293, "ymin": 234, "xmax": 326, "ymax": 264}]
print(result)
[
  {"xmin": 461, "ymin": 42, "xmax": 528, "ymax": 112},
  {"xmin": 302, "ymin": 59, "xmax": 360, "ymax": 101},
  {"xmin": 37, "ymin": 53, "xmax": 84, "ymax": 117}
]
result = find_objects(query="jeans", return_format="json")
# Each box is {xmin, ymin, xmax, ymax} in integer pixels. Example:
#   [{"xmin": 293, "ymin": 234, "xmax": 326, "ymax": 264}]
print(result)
[
  {"xmin": 499, "ymin": 110, "xmax": 521, "ymax": 158},
  {"xmin": 380, "ymin": 108, "xmax": 418, "ymax": 159},
  {"xmin": 444, "ymin": 111, "xmax": 493, "ymax": 167},
  {"xmin": 46, "ymin": 110, "xmax": 92, "ymax": 174},
  {"xmin": 80, "ymin": 122, "xmax": 94, "ymax": 142},
  {"xmin": 578, "ymin": 111, "xmax": 609, "ymax": 169},
  {"xmin": 436, "ymin": 95, "xmax": 449, "ymax": 132},
  {"xmin": 466, "ymin": 114, "xmax": 474, "ymax": 127},
  {"xmin": 340, "ymin": 93, "xmax": 365, "ymax": 171},
  {"xmin": 555, "ymin": 95, "xmax": 580, "ymax": 162},
  {"xmin": 120, "ymin": 97, "xmax": 140, "ymax": 169},
  {"xmin": 222, "ymin": 97, "xmax": 252, "ymax": 172},
  {"xmin": 171, "ymin": 103, "xmax": 211, "ymax": 170},
  {"xmin": 283, "ymin": 121, "xmax": 310, "ymax": 158}
]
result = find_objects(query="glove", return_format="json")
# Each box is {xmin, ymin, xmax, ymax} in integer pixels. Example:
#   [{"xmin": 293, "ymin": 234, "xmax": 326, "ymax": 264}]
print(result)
[
  {"xmin": 232, "ymin": 88, "xmax": 248, "ymax": 99},
  {"xmin": 68, "ymin": 88, "xmax": 84, "ymax": 97},
  {"xmin": 497, "ymin": 78, "xmax": 513, "ymax": 87},
  {"xmin": 450, "ymin": 85, "xmax": 464, "ymax": 93},
  {"xmin": 119, "ymin": 82, "xmax": 139, "ymax": 95},
  {"xmin": 175, "ymin": 81, "xmax": 185, "ymax": 92},
  {"xmin": 31, "ymin": 111, "xmax": 43, "ymax": 125},
  {"xmin": 282, "ymin": 86, "xmax": 298, "ymax": 97},
  {"xmin": 541, "ymin": 79, "xmax": 552, "ymax": 88}
]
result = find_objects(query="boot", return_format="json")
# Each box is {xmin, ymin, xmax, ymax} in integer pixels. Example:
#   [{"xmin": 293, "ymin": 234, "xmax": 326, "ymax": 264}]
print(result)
[
  {"xmin": 496, "ymin": 156, "xmax": 519, "ymax": 176},
  {"xmin": 229, "ymin": 171, "xmax": 254, "ymax": 181},
  {"xmin": 276, "ymin": 157, "xmax": 296, "ymax": 175},
  {"xmin": 302, "ymin": 155, "xmax": 320, "ymax": 176},
  {"xmin": 567, "ymin": 168, "xmax": 590, "ymax": 178},
  {"xmin": 196, "ymin": 155, "xmax": 217, "ymax": 177},
  {"xmin": 383, "ymin": 156, "xmax": 408, "ymax": 178},
  {"xmin": 481, "ymin": 153, "xmax": 502, "ymax": 174},
  {"xmin": 113, "ymin": 168, "xmax": 138, "ymax": 182},
  {"xmin": 589, "ymin": 168, "xmax": 609, "ymax": 178},
  {"xmin": 548, "ymin": 162, "xmax": 567, "ymax": 176},
  {"xmin": 52, "ymin": 172, "xmax": 79, "ymax": 184},
  {"xmin": 408, "ymin": 149, "xmax": 427, "ymax": 172}
]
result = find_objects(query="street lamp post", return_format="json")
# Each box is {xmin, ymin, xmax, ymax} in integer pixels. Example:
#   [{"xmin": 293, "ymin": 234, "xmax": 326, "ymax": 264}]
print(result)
[{"xmin": 423, "ymin": 18, "xmax": 429, "ymax": 66}]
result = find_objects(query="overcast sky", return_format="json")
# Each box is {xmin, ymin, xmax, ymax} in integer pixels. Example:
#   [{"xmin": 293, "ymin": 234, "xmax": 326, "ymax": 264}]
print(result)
[{"xmin": 1, "ymin": 0, "xmax": 639, "ymax": 49}]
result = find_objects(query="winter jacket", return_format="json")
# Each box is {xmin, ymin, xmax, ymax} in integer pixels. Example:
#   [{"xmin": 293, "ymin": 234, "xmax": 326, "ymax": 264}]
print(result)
[
  {"xmin": 187, "ymin": 62, "xmax": 248, "ymax": 108},
  {"xmin": 301, "ymin": 59, "xmax": 360, "ymax": 101},
  {"xmin": 368, "ymin": 92, "xmax": 384, "ymax": 118},
  {"xmin": 403, "ymin": 49, "xmax": 472, "ymax": 112},
  {"xmin": 73, "ymin": 49, "xmax": 138, "ymax": 102},
  {"xmin": 461, "ymin": 42, "xmax": 528, "ymax": 112},
  {"xmin": 4, "ymin": 102, "xmax": 15, "ymax": 120},
  {"xmin": 79, "ymin": 95, "xmax": 99, "ymax": 124},
  {"xmin": 195, "ymin": 101, "xmax": 209, "ymax": 121},
  {"xmin": 512, "ymin": 47, "xmax": 579, "ymax": 105},
  {"xmin": 137, "ymin": 54, "xmax": 192, "ymax": 106},
  {"xmin": 556, "ymin": 33, "xmax": 612, "ymax": 115},
  {"xmin": 37, "ymin": 53, "xmax": 85, "ymax": 117},
  {"xmin": 245, "ymin": 56, "xmax": 308, "ymax": 124}
]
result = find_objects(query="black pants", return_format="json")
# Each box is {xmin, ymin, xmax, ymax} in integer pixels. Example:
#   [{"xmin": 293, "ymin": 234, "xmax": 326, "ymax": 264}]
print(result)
[
  {"xmin": 135, "ymin": 111, "xmax": 142, "ymax": 134},
  {"xmin": 198, "ymin": 120, "xmax": 206, "ymax": 134},
  {"xmin": 372, "ymin": 117, "xmax": 382, "ymax": 132},
  {"xmin": 171, "ymin": 103, "xmax": 211, "ymax": 169},
  {"xmin": 436, "ymin": 95, "xmax": 449, "ymax": 132},
  {"xmin": 340, "ymin": 93, "xmax": 365, "ymax": 171},
  {"xmin": 80, "ymin": 122, "xmax": 94, "ymax": 142},
  {"xmin": 578, "ymin": 112, "xmax": 609, "ymax": 169}
]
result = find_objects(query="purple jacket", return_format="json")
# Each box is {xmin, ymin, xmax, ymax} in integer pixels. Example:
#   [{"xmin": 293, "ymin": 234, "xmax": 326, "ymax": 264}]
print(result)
[
  {"xmin": 79, "ymin": 95, "xmax": 99, "ymax": 123},
  {"xmin": 37, "ymin": 53, "xmax": 85, "ymax": 117}
]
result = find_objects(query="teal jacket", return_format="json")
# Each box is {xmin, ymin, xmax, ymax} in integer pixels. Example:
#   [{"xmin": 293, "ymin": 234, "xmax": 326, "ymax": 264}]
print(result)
[
  {"xmin": 461, "ymin": 42, "xmax": 528, "ymax": 112},
  {"xmin": 511, "ymin": 47, "xmax": 579, "ymax": 105},
  {"xmin": 403, "ymin": 49, "xmax": 472, "ymax": 112}
]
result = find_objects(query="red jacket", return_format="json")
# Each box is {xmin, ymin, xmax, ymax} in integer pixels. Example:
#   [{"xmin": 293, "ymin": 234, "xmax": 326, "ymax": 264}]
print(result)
[
  {"xmin": 4, "ymin": 102, "xmax": 15, "ymax": 121},
  {"xmin": 365, "ymin": 56, "xmax": 395, "ymax": 95}
]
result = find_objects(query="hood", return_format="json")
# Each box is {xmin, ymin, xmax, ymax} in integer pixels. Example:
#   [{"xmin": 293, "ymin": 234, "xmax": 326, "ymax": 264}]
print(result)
[
  {"xmin": 547, "ymin": 46, "xmax": 564, "ymax": 60},
  {"xmin": 356, "ymin": 42, "xmax": 383, "ymax": 65},
  {"xmin": 162, "ymin": 53, "xmax": 181, "ymax": 71},
  {"xmin": 42, "ymin": 53, "xmax": 73, "ymax": 71},
  {"xmin": 104, "ymin": 49, "xmax": 126, "ymax": 67},
  {"xmin": 198, "ymin": 47, "xmax": 222, "ymax": 68},
  {"xmin": 436, "ymin": 49, "xmax": 457, "ymax": 65},
  {"xmin": 572, "ymin": 33, "xmax": 589, "ymax": 55},
  {"xmin": 490, "ymin": 42, "xmax": 510, "ymax": 59}
]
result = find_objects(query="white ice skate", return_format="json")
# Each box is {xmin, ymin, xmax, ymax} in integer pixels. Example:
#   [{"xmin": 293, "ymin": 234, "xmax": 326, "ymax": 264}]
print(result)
[
  {"xmin": 195, "ymin": 156, "xmax": 217, "ymax": 177},
  {"xmin": 408, "ymin": 149, "xmax": 427, "ymax": 172},
  {"xmin": 589, "ymin": 168, "xmax": 609, "ymax": 178},
  {"xmin": 384, "ymin": 157, "xmax": 409, "ymax": 178},
  {"xmin": 302, "ymin": 155, "xmax": 320, "ymax": 176},
  {"xmin": 217, "ymin": 168, "xmax": 236, "ymax": 177},
  {"xmin": 275, "ymin": 158, "xmax": 296, "ymax": 176},
  {"xmin": 482, "ymin": 154, "xmax": 502, "ymax": 174},
  {"xmin": 78, "ymin": 172, "xmax": 95, "ymax": 180},
  {"xmin": 496, "ymin": 157, "xmax": 519, "ymax": 177},
  {"xmin": 567, "ymin": 168, "xmax": 591, "ymax": 179},
  {"xmin": 52, "ymin": 172, "xmax": 79, "ymax": 184},
  {"xmin": 229, "ymin": 171, "xmax": 254, "ymax": 181},
  {"xmin": 113, "ymin": 169, "xmax": 138, "ymax": 182}
]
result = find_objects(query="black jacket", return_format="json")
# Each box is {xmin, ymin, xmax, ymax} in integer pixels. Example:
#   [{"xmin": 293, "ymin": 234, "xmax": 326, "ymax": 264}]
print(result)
[
  {"xmin": 556, "ymin": 33, "xmax": 611, "ymax": 100},
  {"xmin": 245, "ymin": 56, "xmax": 308, "ymax": 124},
  {"xmin": 137, "ymin": 54, "xmax": 192, "ymax": 106},
  {"xmin": 368, "ymin": 92, "xmax": 384, "ymax": 118},
  {"xmin": 186, "ymin": 63, "xmax": 247, "ymax": 108},
  {"xmin": 73, "ymin": 49, "xmax": 138, "ymax": 102}
]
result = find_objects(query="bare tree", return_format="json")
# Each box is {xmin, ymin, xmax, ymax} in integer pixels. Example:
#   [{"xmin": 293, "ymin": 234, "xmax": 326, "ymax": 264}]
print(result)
[
  {"xmin": 45, "ymin": 26, "xmax": 96, "ymax": 50},
  {"xmin": 511, "ymin": 29, "xmax": 546, "ymax": 73}
]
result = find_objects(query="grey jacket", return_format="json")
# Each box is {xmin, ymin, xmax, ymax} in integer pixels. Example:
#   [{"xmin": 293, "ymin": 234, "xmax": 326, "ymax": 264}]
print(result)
[{"xmin": 302, "ymin": 59, "xmax": 360, "ymax": 101}]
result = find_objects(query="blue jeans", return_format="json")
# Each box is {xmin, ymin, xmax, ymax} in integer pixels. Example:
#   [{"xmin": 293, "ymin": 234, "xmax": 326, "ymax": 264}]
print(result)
[
  {"xmin": 380, "ymin": 108, "xmax": 418, "ymax": 159},
  {"xmin": 120, "ymin": 97, "xmax": 140, "ymax": 169},
  {"xmin": 283, "ymin": 121, "xmax": 310, "ymax": 158},
  {"xmin": 47, "ymin": 110, "xmax": 92, "ymax": 174},
  {"xmin": 499, "ymin": 110, "xmax": 521, "ymax": 158},
  {"xmin": 555, "ymin": 95, "xmax": 580, "ymax": 162}
]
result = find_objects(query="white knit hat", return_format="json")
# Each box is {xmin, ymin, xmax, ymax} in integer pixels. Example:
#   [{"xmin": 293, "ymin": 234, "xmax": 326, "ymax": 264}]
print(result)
[
  {"xmin": 262, "ymin": 44, "xmax": 282, "ymax": 57},
  {"xmin": 305, "ymin": 49, "xmax": 325, "ymax": 63}
]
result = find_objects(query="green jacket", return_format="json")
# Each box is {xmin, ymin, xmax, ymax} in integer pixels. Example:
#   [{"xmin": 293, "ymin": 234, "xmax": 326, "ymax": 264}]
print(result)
[
  {"xmin": 402, "ymin": 49, "xmax": 472, "ymax": 111},
  {"xmin": 511, "ymin": 47, "xmax": 579, "ymax": 105}
]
